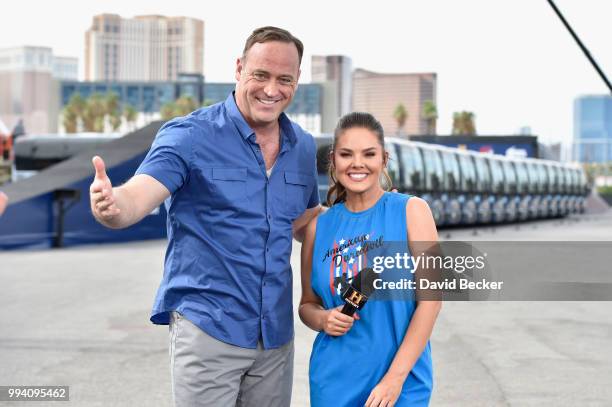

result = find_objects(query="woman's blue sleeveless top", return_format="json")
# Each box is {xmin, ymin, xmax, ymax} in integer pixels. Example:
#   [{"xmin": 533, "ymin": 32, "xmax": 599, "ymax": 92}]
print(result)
[{"xmin": 309, "ymin": 192, "xmax": 433, "ymax": 406}]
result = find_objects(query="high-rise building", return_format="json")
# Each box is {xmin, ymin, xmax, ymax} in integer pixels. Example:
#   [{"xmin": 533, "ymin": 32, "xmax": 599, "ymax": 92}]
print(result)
[
  {"xmin": 311, "ymin": 55, "xmax": 352, "ymax": 132},
  {"xmin": 52, "ymin": 56, "xmax": 79, "ymax": 81},
  {"xmin": 0, "ymin": 46, "xmax": 77, "ymax": 134},
  {"xmin": 352, "ymin": 69, "xmax": 436, "ymax": 136},
  {"xmin": 574, "ymin": 95, "xmax": 612, "ymax": 163},
  {"xmin": 85, "ymin": 14, "xmax": 204, "ymax": 81}
]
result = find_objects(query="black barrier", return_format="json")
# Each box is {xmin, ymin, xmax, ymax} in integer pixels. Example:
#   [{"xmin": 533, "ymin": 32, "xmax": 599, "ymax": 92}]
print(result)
[{"xmin": 53, "ymin": 189, "xmax": 81, "ymax": 248}]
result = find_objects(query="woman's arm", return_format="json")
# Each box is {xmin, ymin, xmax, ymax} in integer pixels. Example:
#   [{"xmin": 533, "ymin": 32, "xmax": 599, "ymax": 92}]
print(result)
[
  {"xmin": 298, "ymin": 216, "xmax": 357, "ymax": 336},
  {"xmin": 366, "ymin": 197, "xmax": 442, "ymax": 407}
]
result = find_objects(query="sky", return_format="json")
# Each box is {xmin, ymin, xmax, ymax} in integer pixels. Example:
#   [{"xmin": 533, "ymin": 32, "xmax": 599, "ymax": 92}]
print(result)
[{"xmin": 1, "ymin": 0, "xmax": 610, "ymax": 148}]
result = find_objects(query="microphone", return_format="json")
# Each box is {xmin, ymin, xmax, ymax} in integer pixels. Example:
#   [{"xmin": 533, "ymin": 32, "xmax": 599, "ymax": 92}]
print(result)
[{"xmin": 341, "ymin": 267, "xmax": 377, "ymax": 316}]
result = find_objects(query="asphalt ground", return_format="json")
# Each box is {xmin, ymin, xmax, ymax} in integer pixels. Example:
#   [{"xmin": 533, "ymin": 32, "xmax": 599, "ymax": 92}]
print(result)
[{"xmin": 1, "ymin": 211, "xmax": 611, "ymax": 406}]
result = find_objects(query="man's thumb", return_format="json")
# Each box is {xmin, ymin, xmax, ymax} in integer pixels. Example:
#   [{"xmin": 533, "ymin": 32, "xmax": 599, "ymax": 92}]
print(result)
[{"xmin": 92, "ymin": 156, "xmax": 107, "ymax": 179}]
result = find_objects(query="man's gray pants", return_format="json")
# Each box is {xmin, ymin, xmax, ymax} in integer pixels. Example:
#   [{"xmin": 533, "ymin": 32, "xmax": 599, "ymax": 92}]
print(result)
[{"xmin": 169, "ymin": 311, "xmax": 293, "ymax": 407}]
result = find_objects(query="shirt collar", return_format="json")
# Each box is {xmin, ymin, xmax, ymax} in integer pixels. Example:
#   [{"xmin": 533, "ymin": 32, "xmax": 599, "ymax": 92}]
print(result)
[{"xmin": 224, "ymin": 92, "xmax": 297, "ymax": 149}]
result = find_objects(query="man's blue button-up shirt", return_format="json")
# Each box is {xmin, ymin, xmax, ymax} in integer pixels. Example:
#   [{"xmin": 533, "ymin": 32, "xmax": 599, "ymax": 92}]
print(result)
[{"xmin": 136, "ymin": 93, "xmax": 319, "ymax": 349}]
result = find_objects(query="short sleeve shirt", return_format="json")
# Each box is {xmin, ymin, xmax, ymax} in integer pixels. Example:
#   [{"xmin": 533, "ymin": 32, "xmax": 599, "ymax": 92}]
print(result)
[{"xmin": 135, "ymin": 93, "xmax": 319, "ymax": 349}]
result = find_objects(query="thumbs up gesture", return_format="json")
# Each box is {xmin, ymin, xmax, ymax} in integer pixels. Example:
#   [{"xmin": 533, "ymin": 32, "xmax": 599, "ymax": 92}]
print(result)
[{"xmin": 90, "ymin": 156, "xmax": 120, "ymax": 221}]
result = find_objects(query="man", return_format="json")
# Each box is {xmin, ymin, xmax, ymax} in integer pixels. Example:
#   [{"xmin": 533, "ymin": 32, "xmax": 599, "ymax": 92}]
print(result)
[{"xmin": 89, "ymin": 26, "xmax": 321, "ymax": 407}]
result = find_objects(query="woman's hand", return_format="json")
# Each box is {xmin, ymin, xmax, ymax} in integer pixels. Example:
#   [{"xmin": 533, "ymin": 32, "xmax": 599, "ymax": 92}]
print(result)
[
  {"xmin": 322, "ymin": 306, "xmax": 359, "ymax": 336},
  {"xmin": 364, "ymin": 374, "xmax": 404, "ymax": 407}
]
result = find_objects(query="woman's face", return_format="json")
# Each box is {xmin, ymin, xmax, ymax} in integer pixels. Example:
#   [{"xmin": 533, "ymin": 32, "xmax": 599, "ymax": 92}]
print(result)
[{"xmin": 332, "ymin": 127, "xmax": 386, "ymax": 196}]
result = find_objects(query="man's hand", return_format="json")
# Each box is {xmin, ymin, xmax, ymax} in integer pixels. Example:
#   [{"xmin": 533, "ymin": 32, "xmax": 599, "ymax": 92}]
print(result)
[
  {"xmin": 90, "ymin": 156, "xmax": 120, "ymax": 222},
  {"xmin": 293, "ymin": 205, "xmax": 325, "ymax": 242},
  {"xmin": 88, "ymin": 156, "xmax": 170, "ymax": 229}
]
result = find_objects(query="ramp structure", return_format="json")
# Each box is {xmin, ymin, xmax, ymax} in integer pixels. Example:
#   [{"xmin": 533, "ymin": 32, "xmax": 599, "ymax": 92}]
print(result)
[{"xmin": 0, "ymin": 121, "xmax": 166, "ymax": 250}]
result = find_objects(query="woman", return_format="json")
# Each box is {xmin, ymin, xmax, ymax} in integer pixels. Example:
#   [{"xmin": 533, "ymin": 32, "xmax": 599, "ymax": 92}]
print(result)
[{"xmin": 299, "ymin": 112, "xmax": 441, "ymax": 406}]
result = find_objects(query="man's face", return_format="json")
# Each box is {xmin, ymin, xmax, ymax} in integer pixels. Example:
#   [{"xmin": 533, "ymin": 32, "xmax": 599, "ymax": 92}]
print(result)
[{"xmin": 235, "ymin": 41, "xmax": 300, "ymax": 129}]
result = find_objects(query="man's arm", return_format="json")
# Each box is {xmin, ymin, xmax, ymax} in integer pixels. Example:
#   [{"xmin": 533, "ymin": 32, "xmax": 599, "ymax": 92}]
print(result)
[
  {"xmin": 292, "ymin": 204, "xmax": 325, "ymax": 243},
  {"xmin": 90, "ymin": 156, "xmax": 170, "ymax": 229}
]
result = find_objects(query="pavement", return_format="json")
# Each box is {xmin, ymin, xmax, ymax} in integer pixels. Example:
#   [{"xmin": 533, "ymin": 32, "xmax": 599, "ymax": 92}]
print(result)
[{"xmin": 1, "ymin": 211, "xmax": 611, "ymax": 406}]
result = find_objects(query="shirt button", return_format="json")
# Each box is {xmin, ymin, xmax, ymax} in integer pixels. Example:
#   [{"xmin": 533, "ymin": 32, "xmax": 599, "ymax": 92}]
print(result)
[
  {"xmin": 266, "ymin": 247, "xmax": 270, "ymax": 252},
  {"xmin": 267, "ymin": 214, "xmax": 272, "ymax": 220}
]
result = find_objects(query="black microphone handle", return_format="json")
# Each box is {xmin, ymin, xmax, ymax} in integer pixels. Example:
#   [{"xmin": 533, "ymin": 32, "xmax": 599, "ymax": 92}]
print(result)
[{"xmin": 341, "ymin": 302, "xmax": 357, "ymax": 316}]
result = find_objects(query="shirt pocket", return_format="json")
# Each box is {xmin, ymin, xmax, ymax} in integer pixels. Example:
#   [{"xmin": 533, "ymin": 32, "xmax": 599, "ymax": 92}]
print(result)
[
  {"xmin": 209, "ymin": 167, "xmax": 247, "ymax": 205},
  {"xmin": 284, "ymin": 171, "xmax": 313, "ymax": 218}
]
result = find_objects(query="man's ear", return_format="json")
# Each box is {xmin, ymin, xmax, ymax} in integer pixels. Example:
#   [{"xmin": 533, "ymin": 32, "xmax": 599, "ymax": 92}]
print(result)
[{"xmin": 235, "ymin": 57, "xmax": 243, "ymax": 82}]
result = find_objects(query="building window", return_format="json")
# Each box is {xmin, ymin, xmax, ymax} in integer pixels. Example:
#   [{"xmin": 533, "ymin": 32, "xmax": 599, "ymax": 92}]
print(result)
[
  {"xmin": 78, "ymin": 85, "xmax": 93, "ymax": 100},
  {"xmin": 127, "ymin": 86, "xmax": 140, "ymax": 110},
  {"xmin": 62, "ymin": 85, "xmax": 77, "ymax": 106},
  {"xmin": 143, "ymin": 86, "xmax": 155, "ymax": 113}
]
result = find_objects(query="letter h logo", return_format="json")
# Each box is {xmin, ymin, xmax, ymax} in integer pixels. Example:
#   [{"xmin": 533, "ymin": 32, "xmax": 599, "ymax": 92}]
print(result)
[{"xmin": 348, "ymin": 291, "xmax": 364, "ymax": 306}]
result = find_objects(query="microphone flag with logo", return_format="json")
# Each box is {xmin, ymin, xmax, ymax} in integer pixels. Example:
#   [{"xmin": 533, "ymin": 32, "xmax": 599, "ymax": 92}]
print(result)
[{"xmin": 341, "ymin": 267, "xmax": 377, "ymax": 316}]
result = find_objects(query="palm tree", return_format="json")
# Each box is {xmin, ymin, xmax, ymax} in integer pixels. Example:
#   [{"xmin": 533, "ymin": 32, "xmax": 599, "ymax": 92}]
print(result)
[
  {"xmin": 422, "ymin": 100, "xmax": 438, "ymax": 135},
  {"xmin": 62, "ymin": 106, "xmax": 78, "ymax": 133},
  {"xmin": 393, "ymin": 103, "xmax": 408, "ymax": 135},
  {"xmin": 63, "ymin": 92, "xmax": 129, "ymax": 133},
  {"xmin": 123, "ymin": 104, "xmax": 138, "ymax": 131},
  {"xmin": 175, "ymin": 96, "xmax": 198, "ymax": 116},
  {"xmin": 104, "ymin": 92, "xmax": 120, "ymax": 116},
  {"xmin": 67, "ymin": 94, "xmax": 85, "ymax": 118},
  {"xmin": 108, "ymin": 111, "xmax": 122, "ymax": 131},
  {"xmin": 83, "ymin": 93, "xmax": 106, "ymax": 132},
  {"xmin": 94, "ymin": 116, "xmax": 105, "ymax": 133},
  {"xmin": 452, "ymin": 111, "xmax": 476, "ymax": 135},
  {"xmin": 104, "ymin": 92, "xmax": 121, "ymax": 131},
  {"xmin": 62, "ymin": 94, "xmax": 85, "ymax": 133},
  {"xmin": 160, "ymin": 96, "xmax": 198, "ymax": 121},
  {"xmin": 161, "ymin": 102, "xmax": 177, "ymax": 121}
]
